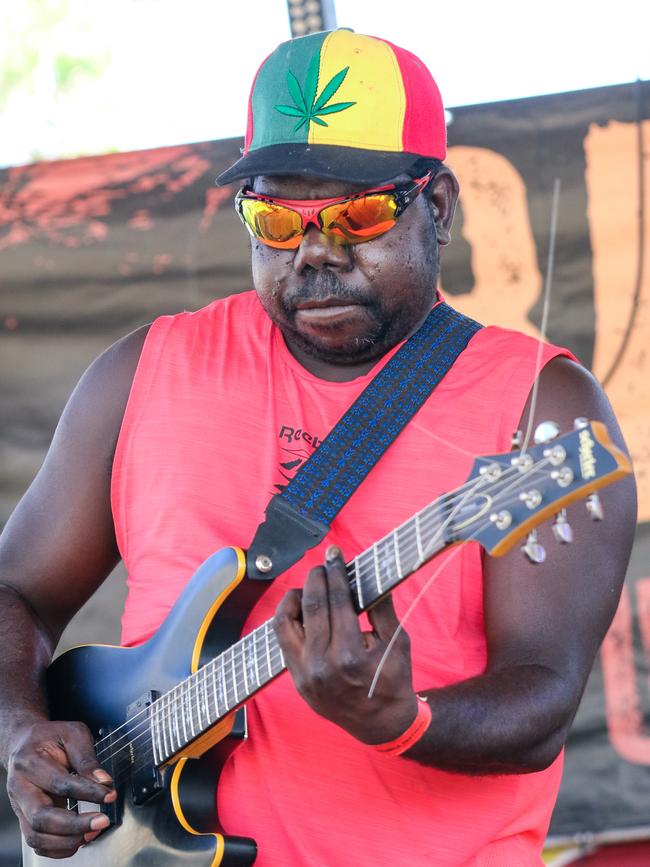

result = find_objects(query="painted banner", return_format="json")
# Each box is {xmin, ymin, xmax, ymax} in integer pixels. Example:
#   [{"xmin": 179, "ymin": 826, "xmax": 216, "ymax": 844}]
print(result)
[{"xmin": 0, "ymin": 80, "xmax": 649, "ymax": 862}]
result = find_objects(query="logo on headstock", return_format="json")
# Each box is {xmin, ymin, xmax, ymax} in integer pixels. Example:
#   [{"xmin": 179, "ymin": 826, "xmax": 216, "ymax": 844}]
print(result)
[{"xmin": 579, "ymin": 429, "xmax": 597, "ymax": 479}]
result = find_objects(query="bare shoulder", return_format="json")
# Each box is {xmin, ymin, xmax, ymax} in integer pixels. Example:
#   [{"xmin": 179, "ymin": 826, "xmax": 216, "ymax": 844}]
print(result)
[
  {"xmin": 484, "ymin": 352, "xmax": 637, "ymax": 685},
  {"xmin": 0, "ymin": 324, "xmax": 151, "ymax": 641}
]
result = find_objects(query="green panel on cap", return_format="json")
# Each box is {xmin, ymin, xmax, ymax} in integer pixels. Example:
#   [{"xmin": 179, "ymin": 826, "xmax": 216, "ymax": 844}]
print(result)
[{"xmin": 249, "ymin": 31, "xmax": 329, "ymax": 152}]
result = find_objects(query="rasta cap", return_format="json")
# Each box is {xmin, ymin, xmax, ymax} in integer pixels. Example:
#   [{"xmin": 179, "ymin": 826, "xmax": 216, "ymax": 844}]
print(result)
[{"xmin": 216, "ymin": 29, "xmax": 446, "ymax": 186}]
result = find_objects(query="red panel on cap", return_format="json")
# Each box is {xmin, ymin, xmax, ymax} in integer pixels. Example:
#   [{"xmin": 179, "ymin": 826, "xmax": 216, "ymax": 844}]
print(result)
[{"xmin": 380, "ymin": 38, "xmax": 446, "ymax": 160}]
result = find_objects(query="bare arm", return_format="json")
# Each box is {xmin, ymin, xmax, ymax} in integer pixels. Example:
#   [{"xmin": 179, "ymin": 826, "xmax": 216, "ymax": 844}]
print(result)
[
  {"xmin": 274, "ymin": 358, "xmax": 637, "ymax": 773},
  {"xmin": 0, "ymin": 325, "xmax": 148, "ymax": 857}
]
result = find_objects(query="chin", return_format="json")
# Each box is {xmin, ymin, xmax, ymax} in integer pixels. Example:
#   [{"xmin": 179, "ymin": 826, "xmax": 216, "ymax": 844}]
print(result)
[{"xmin": 290, "ymin": 328, "xmax": 389, "ymax": 366}]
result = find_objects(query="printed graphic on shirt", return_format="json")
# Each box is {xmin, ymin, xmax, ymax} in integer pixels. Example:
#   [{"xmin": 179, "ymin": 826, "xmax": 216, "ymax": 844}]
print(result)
[{"xmin": 274, "ymin": 423, "xmax": 323, "ymax": 494}]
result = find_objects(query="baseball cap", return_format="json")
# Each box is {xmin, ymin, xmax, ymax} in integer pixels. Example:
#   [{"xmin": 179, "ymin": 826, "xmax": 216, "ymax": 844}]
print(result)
[{"xmin": 216, "ymin": 29, "xmax": 446, "ymax": 186}]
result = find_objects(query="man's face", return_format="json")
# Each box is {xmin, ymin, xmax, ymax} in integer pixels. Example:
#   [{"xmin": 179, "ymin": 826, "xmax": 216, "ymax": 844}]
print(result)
[{"xmin": 249, "ymin": 171, "xmax": 457, "ymax": 376}]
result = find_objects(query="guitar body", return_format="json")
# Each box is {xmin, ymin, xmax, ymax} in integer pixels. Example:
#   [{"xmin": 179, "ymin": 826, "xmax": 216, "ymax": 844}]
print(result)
[{"xmin": 22, "ymin": 546, "xmax": 263, "ymax": 867}]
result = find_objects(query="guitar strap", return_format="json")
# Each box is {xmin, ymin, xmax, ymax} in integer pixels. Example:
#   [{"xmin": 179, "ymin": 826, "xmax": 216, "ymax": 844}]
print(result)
[{"xmin": 247, "ymin": 301, "xmax": 482, "ymax": 581}]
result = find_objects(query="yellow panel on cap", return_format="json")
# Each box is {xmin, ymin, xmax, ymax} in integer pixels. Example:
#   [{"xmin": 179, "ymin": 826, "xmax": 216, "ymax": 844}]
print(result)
[{"xmin": 309, "ymin": 30, "xmax": 406, "ymax": 152}]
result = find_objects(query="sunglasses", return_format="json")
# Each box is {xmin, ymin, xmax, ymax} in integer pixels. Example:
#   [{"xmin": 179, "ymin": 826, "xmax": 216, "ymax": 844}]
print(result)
[{"xmin": 234, "ymin": 172, "xmax": 433, "ymax": 250}]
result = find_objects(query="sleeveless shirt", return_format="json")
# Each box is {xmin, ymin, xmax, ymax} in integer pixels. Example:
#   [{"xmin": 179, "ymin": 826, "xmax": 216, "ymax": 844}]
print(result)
[{"xmin": 112, "ymin": 290, "xmax": 572, "ymax": 866}]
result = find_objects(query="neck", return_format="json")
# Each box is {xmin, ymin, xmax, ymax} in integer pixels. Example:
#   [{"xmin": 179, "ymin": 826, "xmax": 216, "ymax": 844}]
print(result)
[{"xmin": 283, "ymin": 338, "xmax": 380, "ymax": 381}]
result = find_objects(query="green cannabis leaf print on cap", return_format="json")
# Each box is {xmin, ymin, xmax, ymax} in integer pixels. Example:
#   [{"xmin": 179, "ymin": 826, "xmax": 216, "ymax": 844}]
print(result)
[{"xmin": 274, "ymin": 52, "xmax": 356, "ymax": 133}]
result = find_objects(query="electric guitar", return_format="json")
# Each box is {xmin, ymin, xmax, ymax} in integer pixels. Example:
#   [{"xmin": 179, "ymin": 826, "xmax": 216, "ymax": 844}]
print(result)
[{"xmin": 22, "ymin": 420, "xmax": 631, "ymax": 866}]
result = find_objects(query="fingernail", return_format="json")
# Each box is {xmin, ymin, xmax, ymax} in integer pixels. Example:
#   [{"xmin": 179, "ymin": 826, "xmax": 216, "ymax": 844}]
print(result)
[
  {"xmin": 325, "ymin": 545, "xmax": 341, "ymax": 562},
  {"xmin": 90, "ymin": 815, "xmax": 109, "ymax": 831},
  {"xmin": 93, "ymin": 769, "xmax": 112, "ymax": 784}
]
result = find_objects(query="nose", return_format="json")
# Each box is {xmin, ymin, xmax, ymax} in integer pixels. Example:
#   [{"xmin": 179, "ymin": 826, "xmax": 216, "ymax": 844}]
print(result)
[{"xmin": 292, "ymin": 225, "xmax": 353, "ymax": 275}]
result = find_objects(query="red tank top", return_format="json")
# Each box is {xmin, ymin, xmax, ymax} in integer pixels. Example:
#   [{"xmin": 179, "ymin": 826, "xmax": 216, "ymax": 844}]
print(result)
[{"xmin": 112, "ymin": 291, "xmax": 572, "ymax": 866}]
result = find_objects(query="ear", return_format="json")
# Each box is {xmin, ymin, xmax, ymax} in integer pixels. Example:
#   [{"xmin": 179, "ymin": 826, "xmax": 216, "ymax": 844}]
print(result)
[{"xmin": 428, "ymin": 166, "xmax": 459, "ymax": 246}]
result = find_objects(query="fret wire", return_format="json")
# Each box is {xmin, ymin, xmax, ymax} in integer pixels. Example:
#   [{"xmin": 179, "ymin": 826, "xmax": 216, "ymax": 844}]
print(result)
[
  {"xmin": 252, "ymin": 628, "xmax": 261, "ymax": 687},
  {"xmin": 201, "ymin": 670, "xmax": 211, "ymax": 726},
  {"xmin": 180, "ymin": 680, "xmax": 189, "ymax": 745},
  {"xmin": 230, "ymin": 647, "xmax": 239, "ymax": 704},
  {"xmin": 161, "ymin": 693, "xmax": 170, "ymax": 759},
  {"xmin": 352, "ymin": 557, "xmax": 364, "ymax": 609},
  {"xmin": 194, "ymin": 674, "xmax": 204, "ymax": 732},
  {"xmin": 372, "ymin": 543, "xmax": 383, "ymax": 595},
  {"xmin": 153, "ymin": 701, "xmax": 163, "ymax": 766},
  {"xmin": 414, "ymin": 513, "xmax": 425, "ymax": 562},
  {"xmin": 241, "ymin": 640, "xmax": 249, "ymax": 696},
  {"xmin": 264, "ymin": 622, "xmax": 273, "ymax": 679},
  {"xmin": 211, "ymin": 662, "xmax": 220, "ymax": 720},
  {"xmin": 171, "ymin": 689, "xmax": 181, "ymax": 753},
  {"xmin": 187, "ymin": 683, "xmax": 196, "ymax": 739},
  {"xmin": 393, "ymin": 530, "xmax": 403, "ymax": 580},
  {"xmin": 168, "ymin": 691, "xmax": 176, "ymax": 756},
  {"xmin": 220, "ymin": 654, "xmax": 229, "ymax": 711}
]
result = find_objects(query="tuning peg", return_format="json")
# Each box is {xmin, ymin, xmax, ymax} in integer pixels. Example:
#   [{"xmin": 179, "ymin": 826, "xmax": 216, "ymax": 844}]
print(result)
[
  {"xmin": 534, "ymin": 421, "xmax": 560, "ymax": 445},
  {"xmin": 586, "ymin": 493, "xmax": 604, "ymax": 521},
  {"xmin": 573, "ymin": 417, "xmax": 589, "ymax": 430},
  {"xmin": 511, "ymin": 430, "xmax": 523, "ymax": 450},
  {"xmin": 521, "ymin": 530, "xmax": 546, "ymax": 564},
  {"xmin": 552, "ymin": 509, "xmax": 573, "ymax": 544}
]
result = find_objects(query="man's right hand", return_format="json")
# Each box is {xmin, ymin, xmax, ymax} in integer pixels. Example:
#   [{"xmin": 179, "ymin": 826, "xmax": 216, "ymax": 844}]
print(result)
[{"xmin": 6, "ymin": 719, "xmax": 115, "ymax": 859}]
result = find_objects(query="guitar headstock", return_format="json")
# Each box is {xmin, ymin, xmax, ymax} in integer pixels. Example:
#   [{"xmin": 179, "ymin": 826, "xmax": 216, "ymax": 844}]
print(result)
[{"xmin": 449, "ymin": 420, "xmax": 632, "ymax": 559}]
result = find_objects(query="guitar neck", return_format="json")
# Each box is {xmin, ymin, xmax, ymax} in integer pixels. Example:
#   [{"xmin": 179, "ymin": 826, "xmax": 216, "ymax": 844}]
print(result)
[{"xmin": 150, "ymin": 498, "xmax": 450, "ymax": 766}]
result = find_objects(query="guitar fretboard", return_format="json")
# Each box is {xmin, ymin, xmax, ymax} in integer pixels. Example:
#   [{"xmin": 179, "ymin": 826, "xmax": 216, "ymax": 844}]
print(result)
[{"xmin": 149, "ymin": 499, "xmax": 448, "ymax": 766}]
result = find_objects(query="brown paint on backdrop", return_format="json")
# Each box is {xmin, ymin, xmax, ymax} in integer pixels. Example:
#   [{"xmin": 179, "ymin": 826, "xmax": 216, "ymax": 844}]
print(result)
[
  {"xmin": 442, "ymin": 146, "xmax": 543, "ymax": 339},
  {"xmin": 585, "ymin": 120, "xmax": 650, "ymax": 522}
]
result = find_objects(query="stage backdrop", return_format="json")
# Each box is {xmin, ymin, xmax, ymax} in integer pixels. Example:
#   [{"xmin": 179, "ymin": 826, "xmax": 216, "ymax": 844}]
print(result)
[{"xmin": 0, "ymin": 80, "xmax": 649, "ymax": 862}]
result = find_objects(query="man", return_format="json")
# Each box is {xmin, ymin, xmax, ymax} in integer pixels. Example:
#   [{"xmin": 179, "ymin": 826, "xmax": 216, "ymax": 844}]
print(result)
[{"xmin": 0, "ymin": 28, "xmax": 637, "ymax": 865}]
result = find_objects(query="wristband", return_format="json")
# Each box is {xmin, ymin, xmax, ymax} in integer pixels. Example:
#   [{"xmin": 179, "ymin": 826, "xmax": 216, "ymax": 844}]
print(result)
[{"xmin": 372, "ymin": 695, "xmax": 431, "ymax": 756}]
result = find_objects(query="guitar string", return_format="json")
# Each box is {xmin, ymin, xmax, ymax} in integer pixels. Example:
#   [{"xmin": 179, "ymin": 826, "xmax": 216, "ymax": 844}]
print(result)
[
  {"xmin": 519, "ymin": 178, "xmax": 561, "ymax": 457},
  {"xmin": 93, "ymin": 458, "xmax": 557, "ymax": 772},
  {"xmin": 91, "ymin": 506, "xmax": 499, "ymax": 788},
  {"xmin": 109, "ymin": 471, "xmax": 558, "ymax": 787},
  {"xmin": 91, "ymin": 457, "xmax": 534, "ymax": 763},
  {"xmin": 89, "ymin": 457, "xmax": 521, "ymax": 763},
  {"xmin": 93, "ymin": 458, "xmax": 557, "ymax": 770}
]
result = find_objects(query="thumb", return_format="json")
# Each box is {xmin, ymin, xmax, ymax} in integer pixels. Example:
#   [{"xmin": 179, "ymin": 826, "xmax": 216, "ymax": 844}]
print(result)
[{"xmin": 367, "ymin": 592, "xmax": 403, "ymax": 643}]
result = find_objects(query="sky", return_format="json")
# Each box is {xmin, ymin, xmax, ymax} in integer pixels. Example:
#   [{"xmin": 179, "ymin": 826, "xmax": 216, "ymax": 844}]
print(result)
[{"xmin": 1, "ymin": 0, "xmax": 649, "ymax": 167}]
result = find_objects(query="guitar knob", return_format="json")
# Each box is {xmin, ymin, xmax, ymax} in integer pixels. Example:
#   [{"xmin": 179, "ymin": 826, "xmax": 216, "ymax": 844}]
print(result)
[
  {"xmin": 552, "ymin": 509, "xmax": 573, "ymax": 544},
  {"xmin": 511, "ymin": 430, "xmax": 523, "ymax": 450},
  {"xmin": 534, "ymin": 421, "xmax": 560, "ymax": 445},
  {"xmin": 586, "ymin": 493, "xmax": 604, "ymax": 521},
  {"xmin": 521, "ymin": 530, "xmax": 546, "ymax": 564}
]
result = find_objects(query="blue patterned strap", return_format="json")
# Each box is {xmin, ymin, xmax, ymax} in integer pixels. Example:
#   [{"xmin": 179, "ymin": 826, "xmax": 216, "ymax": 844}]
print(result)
[{"xmin": 247, "ymin": 303, "xmax": 483, "ymax": 580}]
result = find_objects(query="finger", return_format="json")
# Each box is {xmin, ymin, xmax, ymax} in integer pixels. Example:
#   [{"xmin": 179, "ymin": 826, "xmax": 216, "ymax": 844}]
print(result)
[
  {"xmin": 273, "ymin": 589, "xmax": 305, "ymax": 657},
  {"xmin": 367, "ymin": 592, "xmax": 404, "ymax": 643},
  {"xmin": 324, "ymin": 546, "xmax": 363, "ymax": 647},
  {"xmin": 23, "ymin": 791, "xmax": 110, "ymax": 838},
  {"xmin": 15, "ymin": 748, "xmax": 114, "ymax": 806},
  {"xmin": 14, "ymin": 803, "xmax": 89, "ymax": 859},
  {"xmin": 60, "ymin": 724, "xmax": 114, "ymax": 796},
  {"xmin": 301, "ymin": 564, "xmax": 331, "ymax": 653}
]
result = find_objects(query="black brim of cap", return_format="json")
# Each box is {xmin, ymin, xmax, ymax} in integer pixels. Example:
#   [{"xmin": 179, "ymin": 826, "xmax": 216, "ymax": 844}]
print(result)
[{"xmin": 216, "ymin": 143, "xmax": 426, "ymax": 186}]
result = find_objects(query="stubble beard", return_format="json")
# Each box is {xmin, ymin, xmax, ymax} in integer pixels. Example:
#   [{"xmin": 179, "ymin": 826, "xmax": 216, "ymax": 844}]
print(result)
[{"xmin": 270, "ymin": 268, "xmax": 427, "ymax": 367}]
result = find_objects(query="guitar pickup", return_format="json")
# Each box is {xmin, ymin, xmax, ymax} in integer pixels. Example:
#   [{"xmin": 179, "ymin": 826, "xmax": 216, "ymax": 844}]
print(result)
[{"xmin": 126, "ymin": 691, "xmax": 164, "ymax": 805}]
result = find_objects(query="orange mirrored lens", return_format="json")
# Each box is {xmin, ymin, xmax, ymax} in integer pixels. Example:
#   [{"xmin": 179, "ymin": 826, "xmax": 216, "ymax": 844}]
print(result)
[
  {"xmin": 321, "ymin": 194, "xmax": 398, "ymax": 243},
  {"xmin": 240, "ymin": 199, "xmax": 303, "ymax": 249}
]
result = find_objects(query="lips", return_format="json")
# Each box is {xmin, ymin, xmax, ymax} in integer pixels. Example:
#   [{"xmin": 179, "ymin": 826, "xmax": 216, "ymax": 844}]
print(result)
[{"xmin": 294, "ymin": 296, "xmax": 360, "ymax": 310}]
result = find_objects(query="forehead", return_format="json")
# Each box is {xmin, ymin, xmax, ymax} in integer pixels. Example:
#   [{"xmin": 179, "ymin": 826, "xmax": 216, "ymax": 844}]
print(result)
[{"xmin": 252, "ymin": 173, "xmax": 409, "ymax": 200}]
